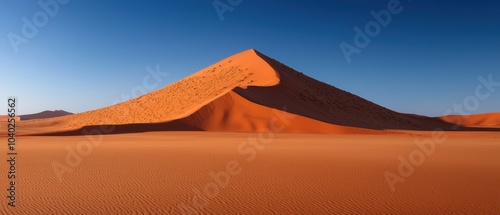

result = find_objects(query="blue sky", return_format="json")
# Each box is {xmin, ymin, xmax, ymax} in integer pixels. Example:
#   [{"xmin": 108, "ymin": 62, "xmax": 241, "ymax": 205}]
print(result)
[{"xmin": 1, "ymin": 0, "xmax": 499, "ymax": 116}]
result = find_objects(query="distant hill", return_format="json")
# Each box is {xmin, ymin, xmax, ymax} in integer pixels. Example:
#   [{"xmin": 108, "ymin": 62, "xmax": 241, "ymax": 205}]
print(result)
[{"xmin": 21, "ymin": 110, "xmax": 73, "ymax": 120}]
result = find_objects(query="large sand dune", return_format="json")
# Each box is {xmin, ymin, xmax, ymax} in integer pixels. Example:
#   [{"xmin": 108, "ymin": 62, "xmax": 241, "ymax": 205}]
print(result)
[{"xmin": 10, "ymin": 49, "xmax": 500, "ymax": 136}]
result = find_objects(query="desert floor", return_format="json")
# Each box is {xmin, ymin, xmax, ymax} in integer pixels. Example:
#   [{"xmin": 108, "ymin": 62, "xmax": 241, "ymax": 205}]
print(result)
[{"xmin": 1, "ymin": 132, "xmax": 499, "ymax": 214}]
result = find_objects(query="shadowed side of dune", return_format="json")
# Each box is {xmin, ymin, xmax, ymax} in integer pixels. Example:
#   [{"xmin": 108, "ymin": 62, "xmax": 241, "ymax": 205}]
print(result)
[
  {"xmin": 234, "ymin": 50, "xmax": 498, "ymax": 132},
  {"xmin": 178, "ymin": 91, "xmax": 382, "ymax": 134}
]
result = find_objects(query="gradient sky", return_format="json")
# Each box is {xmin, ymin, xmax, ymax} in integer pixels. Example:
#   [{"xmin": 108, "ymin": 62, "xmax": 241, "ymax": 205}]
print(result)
[{"xmin": 1, "ymin": 0, "xmax": 499, "ymax": 116}]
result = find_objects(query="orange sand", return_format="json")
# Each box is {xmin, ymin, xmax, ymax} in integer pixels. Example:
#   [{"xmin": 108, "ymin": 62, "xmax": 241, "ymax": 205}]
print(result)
[{"xmin": 0, "ymin": 132, "xmax": 498, "ymax": 214}]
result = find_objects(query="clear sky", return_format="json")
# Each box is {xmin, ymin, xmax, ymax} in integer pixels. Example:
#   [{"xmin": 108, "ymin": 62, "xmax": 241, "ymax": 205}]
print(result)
[{"xmin": 1, "ymin": 0, "xmax": 499, "ymax": 116}]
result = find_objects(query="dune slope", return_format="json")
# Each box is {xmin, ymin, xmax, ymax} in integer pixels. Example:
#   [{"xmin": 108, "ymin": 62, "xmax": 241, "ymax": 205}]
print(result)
[
  {"xmin": 18, "ymin": 49, "xmax": 280, "ymax": 134},
  {"xmin": 440, "ymin": 113, "xmax": 500, "ymax": 128}
]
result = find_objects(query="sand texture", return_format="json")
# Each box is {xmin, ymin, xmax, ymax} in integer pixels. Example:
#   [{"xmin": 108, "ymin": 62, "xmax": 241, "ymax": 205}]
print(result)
[{"xmin": 0, "ymin": 132, "xmax": 497, "ymax": 214}]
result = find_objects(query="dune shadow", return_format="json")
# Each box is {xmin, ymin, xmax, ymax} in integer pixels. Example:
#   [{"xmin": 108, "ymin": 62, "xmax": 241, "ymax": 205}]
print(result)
[{"xmin": 245, "ymin": 51, "xmax": 500, "ymax": 132}]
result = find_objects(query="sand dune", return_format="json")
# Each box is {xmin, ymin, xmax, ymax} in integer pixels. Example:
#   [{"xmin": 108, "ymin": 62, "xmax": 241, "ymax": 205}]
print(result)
[
  {"xmin": 179, "ymin": 91, "xmax": 381, "ymax": 134},
  {"xmin": 43, "ymin": 91, "xmax": 383, "ymax": 136},
  {"xmin": 440, "ymin": 113, "xmax": 500, "ymax": 128},
  {"xmin": 15, "ymin": 49, "xmax": 281, "ymax": 135},
  {"xmin": 10, "ymin": 49, "xmax": 500, "ymax": 136}
]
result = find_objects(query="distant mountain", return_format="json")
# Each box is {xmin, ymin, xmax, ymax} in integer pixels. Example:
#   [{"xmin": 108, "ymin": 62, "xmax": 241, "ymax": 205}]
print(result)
[{"xmin": 21, "ymin": 110, "xmax": 73, "ymax": 120}]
